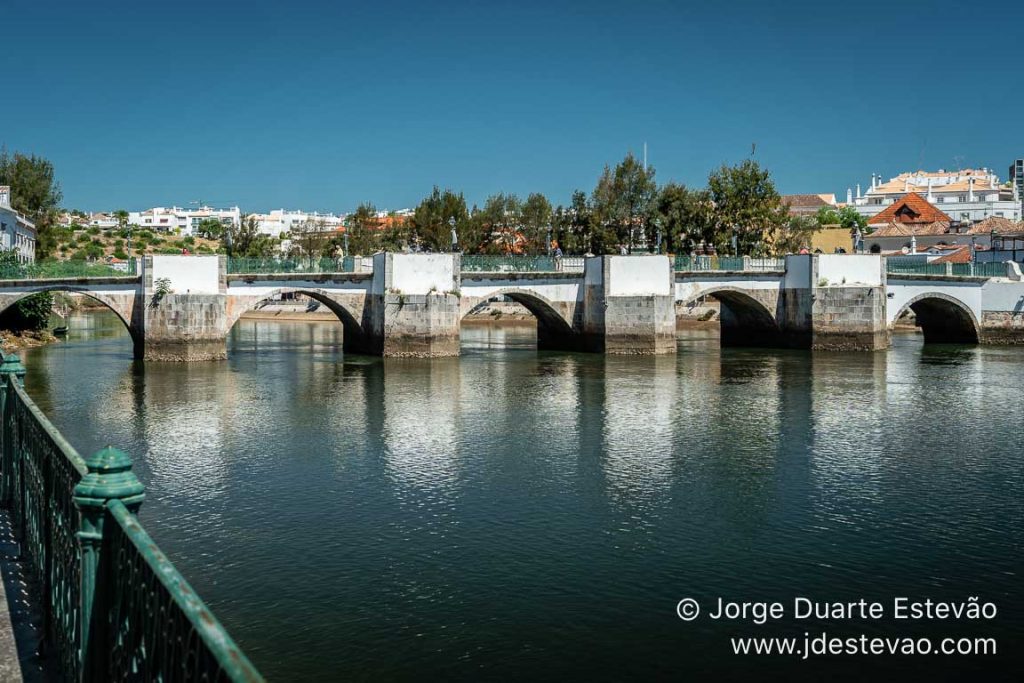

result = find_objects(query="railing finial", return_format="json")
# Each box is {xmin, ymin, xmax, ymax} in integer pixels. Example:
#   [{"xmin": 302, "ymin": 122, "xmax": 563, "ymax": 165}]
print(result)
[
  {"xmin": 73, "ymin": 446, "xmax": 146, "ymax": 512},
  {"xmin": 0, "ymin": 350, "xmax": 26, "ymax": 385}
]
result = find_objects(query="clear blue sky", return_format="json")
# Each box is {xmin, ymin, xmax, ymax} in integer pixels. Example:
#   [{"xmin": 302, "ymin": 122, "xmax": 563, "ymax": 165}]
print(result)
[{"xmin": 4, "ymin": 0, "xmax": 1022, "ymax": 213}]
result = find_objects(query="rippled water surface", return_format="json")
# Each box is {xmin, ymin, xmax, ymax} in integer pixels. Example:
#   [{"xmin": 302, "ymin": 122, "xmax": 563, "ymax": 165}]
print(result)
[{"xmin": 20, "ymin": 312, "xmax": 1024, "ymax": 681}]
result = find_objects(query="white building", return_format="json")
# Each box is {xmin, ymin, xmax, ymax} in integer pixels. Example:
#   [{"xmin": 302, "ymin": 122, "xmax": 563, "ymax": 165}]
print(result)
[
  {"xmin": 848, "ymin": 168, "xmax": 1021, "ymax": 225},
  {"xmin": 0, "ymin": 186, "xmax": 37, "ymax": 263},
  {"xmin": 127, "ymin": 205, "xmax": 241, "ymax": 236},
  {"xmin": 88, "ymin": 212, "xmax": 118, "ymax": 230},
  {"xmin": 250, "ymin": 209, "xmax": 345, "ymax": 237}
]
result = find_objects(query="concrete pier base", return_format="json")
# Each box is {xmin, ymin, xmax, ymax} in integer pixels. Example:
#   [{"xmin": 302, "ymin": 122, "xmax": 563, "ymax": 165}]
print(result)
[
  {"xmin": 376, "ymin": 292, "xmax": 461, "ymax": 357},
  {"xmin": 582, "ymin": 255, "xmax": 677, "ymax": 355},
  {"xmin": 778, "ymin": 255, "xmax": 888, "ymax": 351},
  {"xmin": 980, "ymin": 311, "xmax": 1024, "ymax": 344},
  {"xmin": 369, "ymin": 253, "xmax": 461, "ymax": 358},
  {"xmin": 141, "ymin": 256, "xmax": 232, "ymax": 361}
]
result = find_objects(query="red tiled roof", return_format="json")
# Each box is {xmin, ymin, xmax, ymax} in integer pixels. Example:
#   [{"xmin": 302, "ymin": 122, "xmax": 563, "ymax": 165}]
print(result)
[
  {"xmin": 869, "ymin": 220, "xmax": 950, "ymax": 237},
  {"xmin": 966, "ymin": 216, "xmax": 1024, "ymax": 235},
  {"xmin": 930, "ymin": 246, "xmax": 972, "ymax": 264},
  {"xmin": 867, "ymin": 192, "xmax": 951, "ymax": 226}
]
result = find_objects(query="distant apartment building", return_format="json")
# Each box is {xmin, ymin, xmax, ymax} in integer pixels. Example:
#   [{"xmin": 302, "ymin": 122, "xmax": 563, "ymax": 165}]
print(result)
[
  {"xmin": 1010, "ymin": 159, "xmax": 1024, "ymax": 214},
  {"xmin": 849, "ymin": 168, "xmax": 1021, "ymax": 226},
  {"xmin": 88, "ymin": 212, "xmax": 118, "ymax": 230},
  {"xmin": 250, "ymin": 209, "xmax": 345, "ymax": 237},
  {"xmin": 0, "ymin": 186, "xmax": 37, "ymax": 263},
  {"xmin": 128, "ymin": 206, "xmax": 241, "ymax": 236}
]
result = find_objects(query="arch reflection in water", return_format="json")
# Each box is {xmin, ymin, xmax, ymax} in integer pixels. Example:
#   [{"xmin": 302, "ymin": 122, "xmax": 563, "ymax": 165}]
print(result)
[
  {"xmin": 601, "ymin": 355, "xmax": 678, "ymax": 510},
  {"xmin": 382, "ymin": 358, "xmax": 462, "ymax": 494}
]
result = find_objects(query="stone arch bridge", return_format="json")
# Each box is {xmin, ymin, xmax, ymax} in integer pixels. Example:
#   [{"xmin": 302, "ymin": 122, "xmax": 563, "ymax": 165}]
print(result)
[{"xmin": 1, "ymin": 253, "xmax": 1022, "ymax": 361}]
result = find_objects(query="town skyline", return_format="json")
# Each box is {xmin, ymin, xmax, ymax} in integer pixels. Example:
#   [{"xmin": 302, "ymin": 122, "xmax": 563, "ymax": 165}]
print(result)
[{"xmin": 4, "ymin": 0, "xmax": 1022, "ymax": 212}]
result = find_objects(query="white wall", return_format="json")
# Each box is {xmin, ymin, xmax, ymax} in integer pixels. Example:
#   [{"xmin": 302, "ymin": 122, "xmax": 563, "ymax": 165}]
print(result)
[
  {"xmin": 386, "ymin": 254, "xmax": 457, "ymax": 295},
  {"xmin": 817, "ymin": 254, "xmax": 883, "ymax": 286},
  {"xmin": 150, "ymin": 255, "xmax": 221, "ymax": 294},
  {"xmin": 607, "ymin": 255, "xmax": 671, "ymax": 296}
]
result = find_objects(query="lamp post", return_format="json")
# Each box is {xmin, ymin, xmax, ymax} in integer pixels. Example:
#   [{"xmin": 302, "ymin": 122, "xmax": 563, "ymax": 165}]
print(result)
[
  {"xmin": 546, "ymin": 225, "xmax": 553, "ymax": 256},
  {"xmin": 449, "ymin": 217, "xmax": 458, "ymax": 253},
  {"xmin": 655, "ymin": 218, "xmax": 663, "ymax": 255}
]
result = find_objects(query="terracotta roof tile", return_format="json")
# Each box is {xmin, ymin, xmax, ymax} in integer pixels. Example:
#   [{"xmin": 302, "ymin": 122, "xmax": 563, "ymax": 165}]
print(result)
[
  {"xmin": 867, "ymin": 193, "xmax": 951, "ymax": 226},
  {"xmin": 869, "ymin": 219, "xmax": 950, "ymax": 237},
  {"xmin": 930, "ymin": 246, "xmax": 972, "ymax": 264},
  {"xmin": 966, "ymin": 216, "xmax": 1024, "ymax": 235}
]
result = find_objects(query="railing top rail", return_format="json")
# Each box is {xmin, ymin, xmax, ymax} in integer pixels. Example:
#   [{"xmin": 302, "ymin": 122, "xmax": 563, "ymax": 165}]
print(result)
[
  {"xmin": 10, "ymin": 380, "xmax": 88, "ymax": 476},
  {"xmin": 107, "ymin": 499, "xmax": 265, "ymax": 682}
]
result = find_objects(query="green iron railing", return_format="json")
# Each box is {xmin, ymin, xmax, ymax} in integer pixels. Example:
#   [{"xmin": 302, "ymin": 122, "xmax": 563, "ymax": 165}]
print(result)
[
  {"xmin": 460, "ymin": 255, "xmax": 560, "ymax": 272},
  {"xmin": 0, "ymin": 259, "xmax": 138, "ymax": 281},
  {"xmin": 0, "ymin": 352, "xmax": 263, "ymax": 683},
  {"xmin": 227, "ymin": 256, "xmax": 355, "ymax": 274},
  {"xmin": 886, "ymin": 260, "xmax": 1010, "ymax": 278},
  {"xmin": 673, "ymin": 255, "xmax": 785, "ymax": 272}
]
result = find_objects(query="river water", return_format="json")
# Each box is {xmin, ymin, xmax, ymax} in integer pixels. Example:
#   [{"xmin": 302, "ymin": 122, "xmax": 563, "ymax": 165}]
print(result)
[{"xmin": 19, "ymin": 312, "xmax": 1024, "ymax": 681}]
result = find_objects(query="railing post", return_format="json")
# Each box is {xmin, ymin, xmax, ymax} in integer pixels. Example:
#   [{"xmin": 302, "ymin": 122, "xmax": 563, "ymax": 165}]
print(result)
[
  {"xmin": 73, "ymin": 447, "xmax": 145, "ymax": 682},
  {"xmin": 0, "ymin": 351, "xmax": 26, "ymax": 506}
]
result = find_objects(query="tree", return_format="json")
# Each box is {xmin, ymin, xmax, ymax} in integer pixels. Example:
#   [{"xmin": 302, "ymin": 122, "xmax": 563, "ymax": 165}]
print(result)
[
  {"xmin": 591, "ymin": 152, "xmax": 658, "ymax": 253},
  {"xmin": 288, "ymin": 220, "xmax": 333, "ymax": 260},
  {"xmin": 411, "ymin": 187, "xmax": 469, "ymax": 252},
  {"xmin": 113, "ymin": 209, "xmax": 129, "ymax": 232},
  {"xmin": 196, "ymin": 217, "xmax": 225, "ymax": 240},
  {"xmin": 706, "ymin": 159, "xmax": 789, "ymax": 256},
  {"xmin": 229, "ymin": 214, "xmax": 275, "ymax": 258},
  {"xmin": 654, "ymin": 183, "xmax": 716, "ymax": 254},
  {"xmin": 520, "ymin": 193, "xmax": 552, "ymax": 253},
  {"xmin": 0, "ymin": 149, "xmax": 64, "ymax": 258},
  {"xmin": 775, "ymin": 215, "xmax": 820, "ymax": 254},
  {"xmin": 475, "ymin": 193, "xmax": 522, "ymax": 253},
  {"xmin": 345, "ymin": 203, "xmax": 381, "ymax": 255},
  {"xmin": 0, "ymin": 249, "xmax": 52, "ymax": 332},
  {"xmin": 551, "ymin": 190, "xmax": 599, "ymax": 254}
]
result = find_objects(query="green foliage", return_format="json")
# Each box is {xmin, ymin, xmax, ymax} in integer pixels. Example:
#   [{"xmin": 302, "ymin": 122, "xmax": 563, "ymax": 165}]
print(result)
[
  {"xmin": 521, "ymin": 193, "xmax": 553, "ymax": 252},
  {"xmin": 0, "ymin": 250, "xmax": 53, "ymax": 331},
  {"xmin": 654, "ymin": 182, "xmax": 716, "ymax": 254},
  {"xmin": 706, "ymin": 159, "xmax": 789, "ymax": 256},
  {"xmin": 196, "ymin": 218, "xmax": 224, "ymax": 240},
  {"xmin": 411, "ymin": 188, "xmax": 469, "ymax": 252},
  {"xmin": 228, "ymin": 215, "xmax": 275, "ymax": 258},
  {"xmin": 816, "ymin": 205, "xmax": 867, "ymax": 232},
  {"xmin": 182, "ymin": 235, "xmax": 195, "ymax": 245},
  {"xmin": 0, "ymin": 149, "xmax": 63, "ymax": 258},
  {"xmin": 775, "ymin": 215, "xmax": 820, "ymax": 254},
  {"xmin": 87, "ymin": 226, "xmax": 100, "ymax": 235},
  {"xmin": 113, "ymin": 249, "xmax": 128, "ymax": 260},
  {"xmin": 590, "ymin": 152, "xmax": 658, "ymax": 253},
  {"xmin": 113, "ymin": 209, "xmax": 129, "ymax": 231}
]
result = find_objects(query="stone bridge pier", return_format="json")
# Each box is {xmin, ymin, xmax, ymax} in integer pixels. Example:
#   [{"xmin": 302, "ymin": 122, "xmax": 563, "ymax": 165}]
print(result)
[{"xmin": 581, "ymin": 256, "xmax": 676, "ymax": 354}]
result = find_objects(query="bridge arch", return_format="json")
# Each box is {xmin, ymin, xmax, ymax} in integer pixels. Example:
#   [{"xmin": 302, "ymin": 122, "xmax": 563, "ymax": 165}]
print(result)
[
  {"xmin": 460, "ymin": 287, "xmax": 577, "ymax": 349},
  {"xmin": 681, "ymin": 286, "xmax": 781, "ymax": 347},
  {"xmin": 0, "ymin": 286, "xmax": 141, "ymax": 348},
  {"xmin": 226, "ymin": 287, "xmax": 371, "ymax": 353},
  {"xmin": 893, "ymin": 292, "xmax": 980, "ymax": 344}
]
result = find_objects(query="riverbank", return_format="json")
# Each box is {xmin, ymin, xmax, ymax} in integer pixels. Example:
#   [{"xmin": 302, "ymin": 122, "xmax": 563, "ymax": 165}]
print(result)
[{"xmin": 1, "ymin": 330, "xmax": 59, "ymax": 352}]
